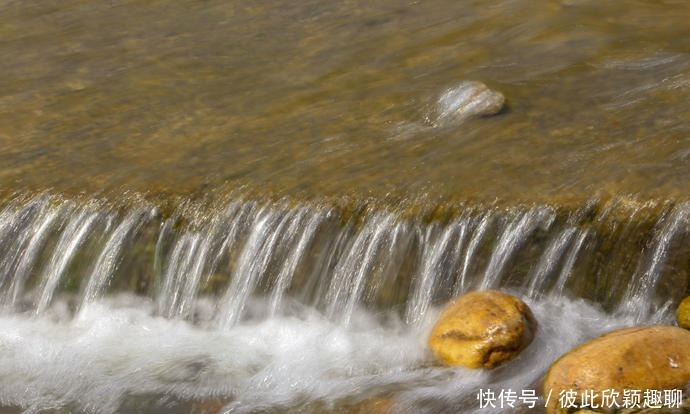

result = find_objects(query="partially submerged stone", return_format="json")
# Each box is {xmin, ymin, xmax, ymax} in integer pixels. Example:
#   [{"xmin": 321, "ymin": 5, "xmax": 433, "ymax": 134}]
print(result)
[
  {"xmin": 427, "ymin": 290, "xmax": 536, "ymax": 369},
  {"xmin": 543, "ymin": 326, "xmax": 690, "ymax": 414},
  {"xmin": 434, "ymin": 81, "xmax": 505, "ymax": 125},
  {"xmin": 191, "ymin": 398, "xmax": 226, "ymax": 414},
  {"xmin": 342, "ymin": 396, "xmax": 393, "ymax": 414},
  {"xmin": 677, "ymin": 296, "xmax": 690, "ymax": 329}
]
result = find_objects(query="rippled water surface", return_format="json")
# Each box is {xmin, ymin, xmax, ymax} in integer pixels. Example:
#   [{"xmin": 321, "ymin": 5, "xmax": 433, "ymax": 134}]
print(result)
[
  {"xmin": 0, "ymin": 0, "xmax": 688, "ymax": 205},
  {"xmin": 1, "ymin": 1, "xmax": 689, "ymax": 413}
]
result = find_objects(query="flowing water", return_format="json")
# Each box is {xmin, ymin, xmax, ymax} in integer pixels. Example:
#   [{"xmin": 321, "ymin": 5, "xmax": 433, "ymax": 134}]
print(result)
[
  {"xmin": 0, "ymin": 195, "xmax": 687, "ymax": 413},
  {"xmin": 0, "ymin": 0, "xmax": 689, "ymax": 413}
]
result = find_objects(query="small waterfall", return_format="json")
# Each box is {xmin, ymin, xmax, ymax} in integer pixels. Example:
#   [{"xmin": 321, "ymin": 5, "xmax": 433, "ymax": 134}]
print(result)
[
  {"xmin": 79, "ymin": 207, "xmax": 153, "ymax": 311},
  {"xmin": 479, "ymin": 207, "xmax": 554, "ymax": 290},
  {"xmin": 0, "ymin": 192, "xmax": 688, "ymax": 414},
  {"xmin": 405, "ymin": 217, "xmax": 468, "ymax": 326},
  {"xmin": 154, "ymin": 201, "xmax": 255, "ymax": 320},
  {"xmin": 5, "ymin": 205, "xmax": 62, "ymax": 308},
  {"xmin": 157, "ymin": 231, "xmax": 209, "ymax": 318},
  {"xmin": 35, "ymin": 207, "xmax": 103, "ymax": 314},
  {"xmin": 218, "ymin": 205, "xmax": 299, "ymax": 329},
  {"xmin": 324, "ymin": 212, "xmax": 400, "ymax": 325},
  {"xmin": 0, "ymin": 193, "xmax": 685, "ymax": 327},
  {"xmin": 618, "ymin": 202, "xmax": 690, "ymax": 319},
  {"xmin": 267, "ymin": 207, "xmax": 325, "ymax": 316},
  {"xmin": 0, "ymin": 197, "xmax": 49, "ymax": 306},
  {"xmin": 525, "ymin": 227, "xmax": 579, "ymax": 298},
  {"xmin": 456, "ymin": 211, "xmax": 494, "ymax": 294},
  {"xmin": 551, "ymin": 229, "xmax": 590, "ymax": 296}
]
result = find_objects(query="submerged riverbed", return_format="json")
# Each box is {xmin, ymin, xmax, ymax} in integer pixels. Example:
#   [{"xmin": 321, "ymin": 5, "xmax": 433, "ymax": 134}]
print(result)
[
  {"xmin": 0, "ymin": 0, "xmax": 689, "ymax": 413},
  {"xmin": 0, "ymin": 0, "xmax": 689, "ymax": 205}
]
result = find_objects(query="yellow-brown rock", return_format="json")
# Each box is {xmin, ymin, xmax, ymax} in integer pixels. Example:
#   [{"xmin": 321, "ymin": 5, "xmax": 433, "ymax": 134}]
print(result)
[
  {"xmin": 427, "ymin": 290, "xmax": 537, "ymax": 369},
  {"xmin": 543, "ymin": 326, "xmax": 690, "ymax": 414},
  {"xmin": 343, "ymin": 397, "xmax": 393, "ymax": 414},
  {"xmin": 676, "ymin": 296, "xmax": 690, "ymax": 329},
  {"xmin": 191, "ymin": 398, "xmax": 227, "ymax": 414}
]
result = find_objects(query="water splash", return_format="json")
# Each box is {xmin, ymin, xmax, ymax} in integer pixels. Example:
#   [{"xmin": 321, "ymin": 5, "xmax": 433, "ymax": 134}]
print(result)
[{"xmin": 0, "ymin": 192, "xmax": 688, "ymax": 413}]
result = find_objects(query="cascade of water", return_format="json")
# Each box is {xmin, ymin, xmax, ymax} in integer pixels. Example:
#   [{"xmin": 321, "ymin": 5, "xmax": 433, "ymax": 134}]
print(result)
[
  {"xmin": 455, "ymin": 211, "xmax": 494, "ymax": 295},
  {"xmin": 154, "ymin": 202, "xmax": 252, "ymax": 319},
  {"xmin": 405, "ymin": 218, "xmax": 468, "ymax": 326},
  {"xmin": 324, "ymin": 212, "xmax": 402, "ymax": 325},
  {"xmin": 525, "ymin": 227, "xmax": 578, "ymax": 298},
  {"xmin": 619, "ymin": 202, "xmax": 690, "ymax": 319},
  {"xmin": 153, "ymin": 218, "xmax": 173, "ymax": 291},
  {"xmin": 551, "ymin": 228, "xmax": 590, "ymax": 296},
  {"xmin": 2, "ymin": 188, "xmax": 690, "ymax": 414},
  {"xmin": 35, "ymin": 208, "xmax": 103, "ymax": 314},
  {"xmin": 203, "ymin": 203, "xmax": 252, "ymax": 278},
  {"xmin": 307, "ymin": 218, "xmax": 355, "ymax": 311},
  {"xmin": 79, "ymin": 207, "xmax": 153, "ymax": 312},
  {"xmin": 157, "ymin": 232, "xmax": 204, "ymax": 318},
  {"xmin": 366, "ymin": 219, "xmax": 415, "ymax": 308},
  {"xmin": 5, "ymin": 205, "xmax": 63, "ymax": 307},
  {"xmin": 218, "ymin": 206, "xmax": 295, "ymax": 329},
  {"xmin": 268, "ymin": 206, "xmax": 325, "ymax": 316},
  {"xmin": 479, "ymin": 207, "xmax": 554, "ymax": 290},
  {"xmin": 0, "ymin": 193, "xmax": 686, "ymax": 328},
  {"xmin": 0, "ymin": 198, "xmax": 49, "ymax": 302}
]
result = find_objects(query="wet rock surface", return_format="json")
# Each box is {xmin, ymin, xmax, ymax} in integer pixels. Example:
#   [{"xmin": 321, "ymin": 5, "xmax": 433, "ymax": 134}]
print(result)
[
  {"xmin": 432, "ymin": 81, "xmax": 506, "ymax": 126},
  {"xmin": 676, "ymin": 296, "xmax": 690, "ymax": 329},
  {"xmin": 544, "ymin": 326, "xmax": 690, "ymax": 414},
  {"xmin": 427, "ymin": 290, "xmax": 536, "ymax": 369}
]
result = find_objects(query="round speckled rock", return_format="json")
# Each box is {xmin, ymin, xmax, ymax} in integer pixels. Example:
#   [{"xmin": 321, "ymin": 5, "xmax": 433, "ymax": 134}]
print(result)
[{"xmin": 427, "ymin": 290, "xmax": 536, "ymax": 369}]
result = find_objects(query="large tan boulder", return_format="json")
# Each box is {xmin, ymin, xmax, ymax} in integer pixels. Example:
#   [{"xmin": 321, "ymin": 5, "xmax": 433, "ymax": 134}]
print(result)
[
  {"xmin": 543, "ymin": 326, "xmax": 690, "ymax": 414},
  {"xmin": 427, "ymin": 290, "xmax": 537, "ymax": 369},
  {"xmin": 677, "ymin": 296, "xmax": 690, "ymax": 329}
]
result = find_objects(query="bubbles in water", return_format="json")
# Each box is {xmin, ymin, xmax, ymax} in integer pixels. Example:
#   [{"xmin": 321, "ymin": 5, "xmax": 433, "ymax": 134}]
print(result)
[
  {"xmin": 0, "ymin": 293, "xmax": 672, "ymax": 414},
  {"xmin": 0, "ymin": 194, "xmax": 686, "ymax": 413}
]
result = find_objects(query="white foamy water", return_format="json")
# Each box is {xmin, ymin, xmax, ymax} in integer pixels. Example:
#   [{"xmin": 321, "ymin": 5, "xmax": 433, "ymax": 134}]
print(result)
[
  {"xmin": 0, "ymin": 293, "xmax": 672, "ymax": 414},
  {"xmin": 0, "ymin": 194, "xmax": 687, "ymax": 413}
]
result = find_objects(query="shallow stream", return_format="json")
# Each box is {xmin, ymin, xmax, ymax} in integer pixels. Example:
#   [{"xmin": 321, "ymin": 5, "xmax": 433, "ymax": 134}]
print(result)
[{"xmin": 0, "ymin": 1, "xmax": 689, "ymax": 413}]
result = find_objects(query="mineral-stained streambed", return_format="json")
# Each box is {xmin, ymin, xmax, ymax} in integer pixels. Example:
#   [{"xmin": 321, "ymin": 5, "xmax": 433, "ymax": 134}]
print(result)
[{"xmin": 0, "ymin": 0, "xmax": 688, "ymax": 413}]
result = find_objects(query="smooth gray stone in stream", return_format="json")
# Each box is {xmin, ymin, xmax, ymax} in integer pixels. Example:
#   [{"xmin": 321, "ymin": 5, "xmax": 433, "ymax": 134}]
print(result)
[{"xmin": 433, "ymin": 81, "xmax": 505, "ymax": 126}]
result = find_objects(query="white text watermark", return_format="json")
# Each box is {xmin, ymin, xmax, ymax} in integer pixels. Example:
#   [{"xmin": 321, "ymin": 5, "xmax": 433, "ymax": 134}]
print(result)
[{"xmin": 477, "ymin": 388, "xmax": 684, "ymax": 410}]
